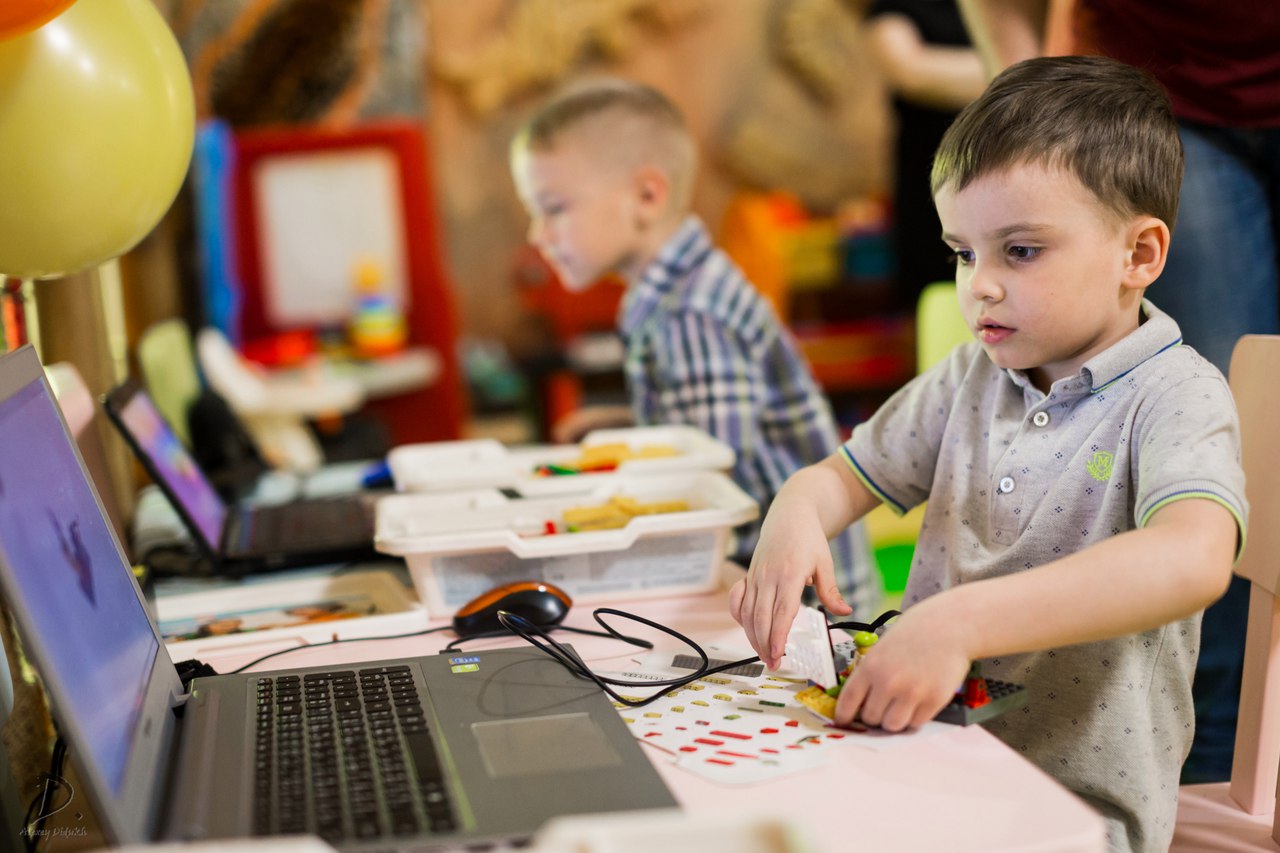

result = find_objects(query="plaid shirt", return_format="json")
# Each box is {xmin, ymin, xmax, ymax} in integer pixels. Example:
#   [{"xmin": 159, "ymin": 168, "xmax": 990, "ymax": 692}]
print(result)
[{"xmin": 618, "ymin": 216, "xmax": 878, "ymax": 615}]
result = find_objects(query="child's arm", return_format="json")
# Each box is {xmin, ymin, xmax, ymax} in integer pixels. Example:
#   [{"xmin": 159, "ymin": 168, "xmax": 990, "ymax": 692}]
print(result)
[
  {"xmin": 729, "ymin": 454, "xmax": 881, "ymax": 669},
  {"xmin": 550, "ymin": 405, "xmax": 634, "ymax": 444},
  {"xmin": 865, "ymin": 11, "xmax": 986, "ymax": 111},
  {"xmin": 957, "ymin": 0, "xmax": 1048, "ymax": 78},
  {"xmin": 835, "ymin": 497, "xmax": 1239, "ymax": 731}
]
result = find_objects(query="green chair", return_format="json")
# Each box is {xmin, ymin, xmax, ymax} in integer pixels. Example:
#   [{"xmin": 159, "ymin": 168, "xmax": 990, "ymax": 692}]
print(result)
[
  {"xmin": 865, "ymin": 281, "xmax": 970, "ymax": 601},
  {"xmin": 916, "ymin": 280, "xmax": 971, "ymax": 371},
  {"xmin": 137, "ymin": 318, "xmax": 203, "ymax": 448}
]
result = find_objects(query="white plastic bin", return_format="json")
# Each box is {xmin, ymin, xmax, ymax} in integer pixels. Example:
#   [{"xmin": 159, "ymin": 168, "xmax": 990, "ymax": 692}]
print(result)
[
  {"xmin": 386, "ymin": 424, "xmax": 735, "ymax": 495},
  {"xmin": 374, "ymin": 471, "xmax": 757, "ymax": 617},
  {"xmin": 154, "ymin": 569, "xmax": 426, "ymax": 657}
]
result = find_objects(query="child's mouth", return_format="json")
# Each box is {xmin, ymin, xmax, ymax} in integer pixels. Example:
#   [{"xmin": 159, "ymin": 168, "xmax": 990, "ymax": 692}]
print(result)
[{"xmin": 977, "ymin": 320, "xmax": 1014, "ymax": 345}]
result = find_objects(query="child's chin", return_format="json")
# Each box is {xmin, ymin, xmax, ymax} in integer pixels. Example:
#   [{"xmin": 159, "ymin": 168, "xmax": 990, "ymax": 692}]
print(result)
[{"xmin": 982, "ymin": 348, "xmax": 1028, "ymax": 371}]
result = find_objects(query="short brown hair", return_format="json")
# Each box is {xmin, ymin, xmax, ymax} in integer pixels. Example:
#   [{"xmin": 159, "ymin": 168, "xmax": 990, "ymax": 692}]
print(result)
[
  {"xmin": 932, "ymin": 56, "xmax": 1183, "ymax": 229},
  {"xmin": 513, "ymin": 77, "xmax": 697, "ymax": 211}
]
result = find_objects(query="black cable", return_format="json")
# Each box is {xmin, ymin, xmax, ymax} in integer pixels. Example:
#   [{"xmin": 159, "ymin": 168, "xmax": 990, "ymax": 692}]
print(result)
[
  {"xmin": 827, "ymin": 610, "xmax": 901, "ymax": 634},
  {"xmin": 229, "ymin": 625, "xmax": 453, "ymax": 674},
  {"xmin": 441, "ymin": 622, "xmax": 654, "ymax": 652},
  {"xmin": 493, "ymin": 608, "xmax": 732, "ymax": 707},
  {"xmin": 558, "ymin": 623, "xmax": 655, "ymax": 647},
  {"xmin": 493, "ymin": 606, "xmax": 901, "ymax": 709},
  {"xmin": 228, "ymin": 614, "xmax": 656, "ymax": 673},
  {"xmin": 225, "ymin": 605, "xmax": 902, "ymax": 695},
  {"xmin": 22, "ymin": 736, "xmax": 66, "ymax": 852}
]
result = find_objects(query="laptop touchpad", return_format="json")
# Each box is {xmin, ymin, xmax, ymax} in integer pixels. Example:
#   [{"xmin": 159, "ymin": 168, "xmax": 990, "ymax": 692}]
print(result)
[{"xmin": 472, "ymin": 713, "xmax": 622, "ymax": 778}]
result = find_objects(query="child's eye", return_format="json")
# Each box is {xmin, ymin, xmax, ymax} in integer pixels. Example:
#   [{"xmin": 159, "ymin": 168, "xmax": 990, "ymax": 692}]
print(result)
[
  {"xmin": 1008, "ymin": 245, "xmax": 1040, "ymax": 261},
  {"xmin": 535, "ymin": 199, "xmax": 566, "ymax": 218},
  {"xmin": 948, "ymin": 249, "xmax": 975, "ymax": 266}
]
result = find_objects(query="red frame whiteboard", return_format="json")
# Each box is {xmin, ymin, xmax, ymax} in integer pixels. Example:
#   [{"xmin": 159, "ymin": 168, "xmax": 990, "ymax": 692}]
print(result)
[{"xmin": 230, "ymin": 121, "xmax": 464, "ymax": 443}]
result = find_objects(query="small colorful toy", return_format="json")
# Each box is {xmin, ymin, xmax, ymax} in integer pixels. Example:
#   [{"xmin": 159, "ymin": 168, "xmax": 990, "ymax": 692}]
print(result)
[
  {"xmin": 794, "ymin": 635, "xmax": 871, "ymax": 724},
  {"xmin": 781, "ymin": 606, "xmax": 839, "ymax": 688},
  {"xmin": 348, "ymin": 257, "xmax": 407, "ymax": 358},
  {"xmin": 786, "ymin": 608, "xmax": 1027, "ymax": 727},
  {"xmin": 932, "ymin": 662, "xmax": 1027, "ymax": 726},
  {"xmin": 559, "ymin": 494, "xmax": 691, "ymax": 532},
  {"xmin": 850, "ymin": 630, "xmax": 879, "ymax": 665},
  {"xmin": 532, "ymin": 442, "xmax": 681, "ymax": 477},
  {"xmin": 793, "ymin": 684, "xmax": 838, "ymax": 720},
  {"xmin": 962, "ymin": 661, "xmax": 990, "ymax": 708}
]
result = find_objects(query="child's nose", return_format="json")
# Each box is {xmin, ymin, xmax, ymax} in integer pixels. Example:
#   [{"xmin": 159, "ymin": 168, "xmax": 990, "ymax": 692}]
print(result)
[
  {"xmin": 527, "ymin": 217, "xmax": 551, "ymax": 248},
  {"xmin": 966, "ymin": 265, "xmax": 1004, "ymax": 301}
]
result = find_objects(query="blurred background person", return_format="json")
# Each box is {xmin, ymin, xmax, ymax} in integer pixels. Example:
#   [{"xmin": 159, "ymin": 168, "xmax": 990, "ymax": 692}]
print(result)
[{"xmin": 863, "ymin": 0, "xmax": 985, "ymax": 307}]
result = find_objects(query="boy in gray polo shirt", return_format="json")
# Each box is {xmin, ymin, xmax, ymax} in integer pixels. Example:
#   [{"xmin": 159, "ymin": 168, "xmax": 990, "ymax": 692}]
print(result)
[{"xmin": 730, "ymin": 56, "xmax": 1247, "ymax": 852}]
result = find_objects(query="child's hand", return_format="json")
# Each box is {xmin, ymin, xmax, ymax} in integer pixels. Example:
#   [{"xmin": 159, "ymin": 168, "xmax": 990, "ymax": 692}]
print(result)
[
  {"xmin": 833, "ymin": 601, "xmax": 973, "ymax": 731},
  {"xmin": 550, "ymin": 405, "xmax": 634, "ymax": 444},
  {"xmin": 729, "ymin": 504, "xmax": 850, "ymax": 669}
]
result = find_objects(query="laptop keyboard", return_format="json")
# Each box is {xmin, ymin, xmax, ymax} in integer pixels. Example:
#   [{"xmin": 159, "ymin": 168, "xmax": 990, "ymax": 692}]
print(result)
[
  {"xmin": 245, "ymin": 498, "xmax": 371, "ymax": 552},
  {"xmin": 253, "ymin": 666, "xmax": 455, "ymax": 842}
]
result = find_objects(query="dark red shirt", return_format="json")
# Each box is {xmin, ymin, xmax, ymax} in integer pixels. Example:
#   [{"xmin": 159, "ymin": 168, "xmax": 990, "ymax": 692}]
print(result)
[{"xmin": 1079, "ymin": 0, "xmax": 1280, "ymax": 127}]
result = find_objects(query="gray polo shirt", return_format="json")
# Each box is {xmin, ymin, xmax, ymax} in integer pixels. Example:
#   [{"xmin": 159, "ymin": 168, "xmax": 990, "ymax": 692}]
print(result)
[{"xmin": 841, "ymin": 301, "xmax": 1246, "ymax": 853}]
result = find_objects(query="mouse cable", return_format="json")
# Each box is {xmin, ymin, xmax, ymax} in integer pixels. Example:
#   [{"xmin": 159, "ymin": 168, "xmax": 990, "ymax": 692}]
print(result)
[
  {"xmin": 227, "ymin": 625, "xmax": 454, "ymax": 674},
  {"xmin": 827, "ymin": 610, "xmax": 901, "ymax": 634},
  {"xmin": 22, "ymin": 734, "xmax": 66, "ymax": 852},
  {"xmin": 222, "ymin": 617, "xmax": 654, "ymax": 674},
  {"xmin": 440, "ymin": 623, "xmax": 654, "ymax": 652},
  {"xmin": 495, "ymin": 606, "xmax": 901, "ymax": 709},
  {"xmin": 223, "ymin": 606, "xmax": 900, "ymax": 683}
]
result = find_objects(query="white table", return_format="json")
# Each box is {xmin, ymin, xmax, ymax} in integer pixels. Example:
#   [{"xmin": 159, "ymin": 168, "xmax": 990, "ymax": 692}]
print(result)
[{"xmin": 179, "ymin": 575, "xmax": 1108, "ymax": 853}]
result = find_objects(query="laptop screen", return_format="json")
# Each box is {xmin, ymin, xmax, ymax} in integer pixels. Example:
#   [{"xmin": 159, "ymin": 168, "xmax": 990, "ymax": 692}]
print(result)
[
  {"xmin": 0, "ymin": 377, "xmax": 159, "ymax": 795},
  {"xmin": 114, "ymin": 386, "xmax": 227, "ymax": 549}
]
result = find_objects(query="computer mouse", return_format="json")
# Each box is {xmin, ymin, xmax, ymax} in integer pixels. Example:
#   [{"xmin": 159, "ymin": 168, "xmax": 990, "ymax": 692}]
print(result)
[{"xmin": 452, "ymin": 581, "xmax": 572, "ymax": 639}]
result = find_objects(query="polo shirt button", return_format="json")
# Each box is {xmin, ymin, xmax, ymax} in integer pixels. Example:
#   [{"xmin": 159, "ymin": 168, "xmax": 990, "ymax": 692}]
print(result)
[
  {"xmin": 1032, "ymin": 411, "xmax": 1050, "ymax": 427},
  {"xmin": 999, "ymin": 476, "xmax": 1015, "ymax": 494}
]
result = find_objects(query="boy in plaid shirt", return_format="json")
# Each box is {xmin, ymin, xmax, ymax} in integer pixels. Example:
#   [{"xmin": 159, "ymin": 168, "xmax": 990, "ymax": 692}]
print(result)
[{"xmin": 510, "ymin": 77, "xmax": 878, "ymax": 616}]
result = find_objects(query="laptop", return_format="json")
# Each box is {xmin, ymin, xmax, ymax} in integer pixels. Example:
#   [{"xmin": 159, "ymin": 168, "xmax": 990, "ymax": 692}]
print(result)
[
  {"xmin": 183, "ymin": 381, "xmax": 389, "ymax": 504},
  {"xmin": 0, "ymin": 345, "xmax": 676, "ymax": 848},
  {"xmin": 104, "ymin": 377, "xmax": 379, "ymax": 574}
]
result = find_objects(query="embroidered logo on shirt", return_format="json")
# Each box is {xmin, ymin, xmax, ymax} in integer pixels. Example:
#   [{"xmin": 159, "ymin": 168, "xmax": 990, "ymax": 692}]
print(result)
[{"xmin": 1086, "ymin": 451, "xmax": 1114, "ymax": 482}]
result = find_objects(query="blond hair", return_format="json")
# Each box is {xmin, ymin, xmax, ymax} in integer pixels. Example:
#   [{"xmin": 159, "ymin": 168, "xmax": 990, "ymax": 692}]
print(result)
[{"xmin": 514, "ymin": 77, "xmax": 697, "ymax": 212}]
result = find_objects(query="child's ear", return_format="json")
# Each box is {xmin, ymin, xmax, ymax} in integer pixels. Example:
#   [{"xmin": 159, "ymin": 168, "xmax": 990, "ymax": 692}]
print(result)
[
  {"xmin": 1122, "ymin": 216, "xmax": 1170, "ymax": 291},
  {"xmin": 633, "ymin": 165, "xmax": 671, "ymax": 226}
]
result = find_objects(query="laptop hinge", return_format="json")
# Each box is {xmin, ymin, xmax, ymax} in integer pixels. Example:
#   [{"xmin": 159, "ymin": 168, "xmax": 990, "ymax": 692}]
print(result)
[
  {"xmin": 153, "ymin": 692, "xmax": 190, "ymax": 840},
  {"xmin": 160, "ymin": 687, "xmax": 223, "ymax": 840},
  {"xmin": 222, "ymin": 513, "xmax": 243, "ymax": 553},
  {"xmin": 174, "ymin": 660, "xmax": 219, "ymax": 697}
]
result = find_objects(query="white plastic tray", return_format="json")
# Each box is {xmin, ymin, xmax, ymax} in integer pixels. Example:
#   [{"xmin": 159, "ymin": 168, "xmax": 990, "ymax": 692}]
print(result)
[
  {"xmin": 374, "ymin": 471, "xmax": 758, "ymax": 616},
  {"xmin": 155, "ymin": 569, "xmax": 427, "ymax": 658},
  {"xmin": 386, "ymin": 424, "xmax": 735, "ymax": 494}
]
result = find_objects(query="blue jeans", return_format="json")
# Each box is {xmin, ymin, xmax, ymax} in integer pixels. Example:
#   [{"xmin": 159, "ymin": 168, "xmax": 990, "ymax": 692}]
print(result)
[
  {"xmin": 1157, "ymin": 123, "xmax": 1280, "ymax": 370},
  {"xmin": 1156, "ymin": 122, "xmax": 1280, "ymax": 783}
]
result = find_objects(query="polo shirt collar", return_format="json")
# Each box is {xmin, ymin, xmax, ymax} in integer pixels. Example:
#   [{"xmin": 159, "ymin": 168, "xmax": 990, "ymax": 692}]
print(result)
[
  {"xmin": 1004, "ymin": 299, "xmax": 1183, "ymax": 396},
  {"xmin": 618, "ymin": 215, "xmax": 711, "ymax": 338}
]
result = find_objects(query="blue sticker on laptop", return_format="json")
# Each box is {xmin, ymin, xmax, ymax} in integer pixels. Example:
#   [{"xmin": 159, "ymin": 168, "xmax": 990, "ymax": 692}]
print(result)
[{"xmin": 449, "ymin": 656, "xmax": 481, "ymax": 665}]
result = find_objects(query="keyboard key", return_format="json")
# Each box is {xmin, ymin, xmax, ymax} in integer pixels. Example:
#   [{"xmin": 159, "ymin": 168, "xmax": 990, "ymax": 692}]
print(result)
[{"xmin": 252, "ymin": 671, "xmax": 452, "ymax": 842}]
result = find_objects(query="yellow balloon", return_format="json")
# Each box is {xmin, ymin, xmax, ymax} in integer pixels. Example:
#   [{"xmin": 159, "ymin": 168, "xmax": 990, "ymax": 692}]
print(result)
[{"xmin": 0, "ymin": 0, "xmax": 194, "ymax": 279}]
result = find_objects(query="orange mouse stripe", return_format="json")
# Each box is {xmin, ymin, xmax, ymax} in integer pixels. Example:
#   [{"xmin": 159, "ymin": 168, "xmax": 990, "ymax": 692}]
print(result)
[{"xmin": 454, "ymin": 581, "xmax": 572, "ymax": 616}]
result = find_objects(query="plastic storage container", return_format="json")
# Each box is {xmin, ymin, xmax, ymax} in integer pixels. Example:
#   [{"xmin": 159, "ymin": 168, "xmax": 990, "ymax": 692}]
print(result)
[
  {"xmin": 154, "ymin": 569, "xmax": 426, "ymax": 657},
  {"xmin": 374, "ymin": 471, "xmax": 758, "ymax": 617},
  {"xmin": 386, "ymin": 424, "xmax": 735, "ymax": 495}
]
